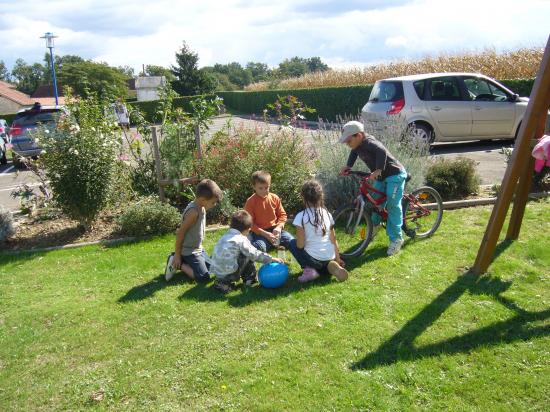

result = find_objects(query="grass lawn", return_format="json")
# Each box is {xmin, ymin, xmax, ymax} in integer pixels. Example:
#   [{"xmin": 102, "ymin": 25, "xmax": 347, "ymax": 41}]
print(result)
[{"xmin": 1, "ymin": 200, "xmax": 549, "ymax": 410}]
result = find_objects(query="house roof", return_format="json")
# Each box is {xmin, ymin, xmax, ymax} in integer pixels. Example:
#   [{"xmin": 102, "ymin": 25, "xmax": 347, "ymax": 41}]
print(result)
[
  {"xmin": 0, "ymin": 80, "xmax": 34, "ymax": 105},
  {"xmin": 31, "ymin": 84, "xmax": 65, "ymax": 98}
]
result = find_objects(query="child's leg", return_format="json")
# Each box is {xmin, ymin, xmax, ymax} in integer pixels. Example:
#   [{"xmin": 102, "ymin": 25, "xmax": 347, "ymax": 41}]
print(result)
[
  {"xmin": 279, "ymin": 230, "xmax": 294, "ymax": 249},
  {"xmin": 371, "ymin": 179, "xmax": 386, "ymax": 227},
  {"xmin": 250, "ymin": 231, "xmax": 271, "ymax": 252},
  {"xmin": 384, "ymin": 171, "xmax": 407, "ymax": 242},
  {"xmin": 182, "ymin": 252, "xmax": 210, "ymax": 282},
  {"xmin": 237, "ymin": 253, "xmax": 257, "ymax": 284},
  {"xmin": 287, "ymin": 239, "xmax": 324, "ymax": 271}
]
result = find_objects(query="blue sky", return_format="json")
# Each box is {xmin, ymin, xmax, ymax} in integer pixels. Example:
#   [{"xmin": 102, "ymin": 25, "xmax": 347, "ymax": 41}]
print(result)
[{"xmin": 0, "ymin": 0, "xmax": 549, "ymax": 72}]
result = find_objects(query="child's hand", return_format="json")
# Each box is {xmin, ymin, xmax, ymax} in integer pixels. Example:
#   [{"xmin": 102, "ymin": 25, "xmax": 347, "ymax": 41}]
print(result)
[
  {"xmin": 173, "ymin": 255, "xmax": 182, "ymax": 270},
  {"xmin": 273, "ymin": 257, "xmax": 285, "ymax": 264},
  {"xmin": 336, "ymin": 256, "xmax": 345, "ymax": 267},
  {"xmin": 339, "ymin": 166, "xmax": 351, "ymax": 176}
]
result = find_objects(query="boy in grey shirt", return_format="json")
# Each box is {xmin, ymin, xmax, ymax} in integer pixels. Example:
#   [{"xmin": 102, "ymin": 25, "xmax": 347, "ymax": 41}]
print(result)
[{"xmin": 211, "ymin": 210, "xmax": 284, "ymax": 293}]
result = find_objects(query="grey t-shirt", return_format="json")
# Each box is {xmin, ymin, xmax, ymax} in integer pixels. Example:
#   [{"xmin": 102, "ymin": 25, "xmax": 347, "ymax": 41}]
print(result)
[
  {"xmin": 181, "ymin": 201, "xmax": 205, "ymax": 256},
  {"xmin": 346, "ymin": 135, "xmax": 404, "ymax": 179}
]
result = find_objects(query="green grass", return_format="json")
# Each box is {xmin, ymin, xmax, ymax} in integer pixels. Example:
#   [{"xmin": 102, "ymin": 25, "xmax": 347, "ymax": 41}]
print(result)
[{"xmin": 1, "ymin": 201, "xmax": 549, "ymax": 410}]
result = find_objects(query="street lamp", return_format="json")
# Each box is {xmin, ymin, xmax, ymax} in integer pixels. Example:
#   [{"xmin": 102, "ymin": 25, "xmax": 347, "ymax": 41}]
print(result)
[{"xmin": 40, "ymin": 32, "xmax": 59, "ymax": 106}]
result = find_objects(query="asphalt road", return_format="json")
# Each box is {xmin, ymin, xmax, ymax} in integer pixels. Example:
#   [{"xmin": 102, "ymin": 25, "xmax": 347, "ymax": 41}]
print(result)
[{"xmin": 0, "ymin": 116, "xmax": 513, "ymax": 212}]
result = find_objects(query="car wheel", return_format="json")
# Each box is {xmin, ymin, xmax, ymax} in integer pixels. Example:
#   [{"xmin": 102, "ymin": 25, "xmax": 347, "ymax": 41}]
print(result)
[
  {"xmin": 410, "ymin": 123, "xmax": 434, "ymax": 144},
  {"xmin": 0, "ymin": 149, "xmax": 7, "ymax": 165}
]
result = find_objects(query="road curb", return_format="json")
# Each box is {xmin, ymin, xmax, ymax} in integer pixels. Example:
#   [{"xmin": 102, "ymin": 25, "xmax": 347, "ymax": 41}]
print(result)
[{"xmin": 3, "ymin": 192, "xmax": 548, "ymax": 255}]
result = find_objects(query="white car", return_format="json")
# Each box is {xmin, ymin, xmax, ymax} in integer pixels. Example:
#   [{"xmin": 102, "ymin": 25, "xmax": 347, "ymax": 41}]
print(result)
[{"xmin": 361, "ymin": 72, "xmax": 529, "ymax": 143}]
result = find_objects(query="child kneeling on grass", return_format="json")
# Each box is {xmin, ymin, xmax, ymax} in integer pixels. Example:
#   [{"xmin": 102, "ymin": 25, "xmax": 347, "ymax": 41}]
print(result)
[
  {"xmin": 288, "ymin": 180, "xmax": 348, "ymax": 283},
  {"xmin": 165, "ymin": 179, "xmax": 223, "ymax": 282},
  {"xmin": 210, "ymin": 210, "xmax": 284, "ymax": 294}
]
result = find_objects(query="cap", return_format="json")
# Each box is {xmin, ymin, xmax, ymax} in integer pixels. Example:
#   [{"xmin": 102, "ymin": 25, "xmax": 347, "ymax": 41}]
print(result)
[{"xmin": 339, "ymin": 121, "xmax": 364, "ymax": 143}]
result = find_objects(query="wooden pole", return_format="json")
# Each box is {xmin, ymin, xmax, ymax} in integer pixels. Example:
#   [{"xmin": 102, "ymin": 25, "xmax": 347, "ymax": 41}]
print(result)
[
  {"xmin": 151, "ymin": 126, "xmax": 166, "ymax": 202},
  {"xmin": 506, "ymin": 112, "xmax": 548, "ymax": 240},
  {"xmin": 472, "ymin": 35, "xmax": 550, "ymax": 275},
  {"xmin": 194, "ymin": 124, "xmax": 202, "ymax": 159}
]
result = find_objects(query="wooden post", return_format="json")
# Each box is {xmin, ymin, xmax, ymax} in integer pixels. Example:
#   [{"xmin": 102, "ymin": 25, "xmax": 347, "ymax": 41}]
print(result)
[
  {"xmin": 506, "ymin": 113, "xmax": 548, "ymax": 240},
  {"xmin": 472, "ymin": 35, "xmax": 550, "ymax": 275},
  {"xmin": 194, "ymin": 124, "xmax": 202, "ymax": 159},
  {"xmin": 151, "ymin": 126, "xmax": 166, "ymax": 202}
]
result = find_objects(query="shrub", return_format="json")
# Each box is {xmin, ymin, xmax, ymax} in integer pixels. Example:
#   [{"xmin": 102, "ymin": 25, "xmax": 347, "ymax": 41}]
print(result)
[
  {"xmin": 194, "ymin": 122, "xmax": 314, "ymax": 214},
  {"xmin": 117, "ymin": 197, "xmax": 181, "ymax": 236},
  {"xmin": 0, "ymin": 205, "xmax": 15, "ymax": 243},
  {"xmin": 425, "ymin": 157, "xmax": 481, "ymax": 200},
  {"xmin": 312, "ymin": 116, "xmax": 430, "ymax": 211},
  {"xmin": 38, "ymin": 92, "xmax": 121, "ymax": 229}
]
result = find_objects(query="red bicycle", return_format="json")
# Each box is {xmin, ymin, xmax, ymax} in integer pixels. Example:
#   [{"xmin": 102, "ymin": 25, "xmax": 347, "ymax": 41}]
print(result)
[{"xmin": 333, "ymin": 170, "xmax": 443, "ymax": 257}]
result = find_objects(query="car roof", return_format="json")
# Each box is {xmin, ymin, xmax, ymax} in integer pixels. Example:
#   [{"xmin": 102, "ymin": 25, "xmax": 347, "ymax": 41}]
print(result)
[
  {"xmin": 16, "ymin": 105, "xmax": 64, "ymax": 114},
  {"xmin": 380, "ymin": 72, "xmax": 493, "ymax": 82}
]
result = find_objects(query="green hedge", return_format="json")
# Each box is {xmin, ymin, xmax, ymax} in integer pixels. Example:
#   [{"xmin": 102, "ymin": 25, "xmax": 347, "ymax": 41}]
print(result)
[
  {"xmin": 218, "ymin": 78, "xmax": 536, "ymax": 122},
  {"xmin": 218, "ymin": 85, "xmax": 373, "ymax": 122},
  {"xmin": 128, "ymin": 94, "xmax": 216, "ymax": 123},
  {"xmin": 0, "ymin": 113, "xmax": 18, "ymax": 125}
]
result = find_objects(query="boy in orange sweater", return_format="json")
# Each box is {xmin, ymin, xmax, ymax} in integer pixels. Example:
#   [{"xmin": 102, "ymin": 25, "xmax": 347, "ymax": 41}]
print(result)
[{"xmin": 244, "ymin": 170, "xmax": 294, "ymax": 252}]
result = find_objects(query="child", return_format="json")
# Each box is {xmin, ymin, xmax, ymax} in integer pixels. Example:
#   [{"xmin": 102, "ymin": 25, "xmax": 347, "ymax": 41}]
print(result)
[
  {"xmin": 288, "ymin": 180, "xmax": 348, "ymax": 283},
  {"xmin": 244, "ymin": 170, "xmax": 294, "ymax": 252},
  {"xmin": 339, "ymin": 120, "xmax": 408, "ymax": 256},
  {"xmin": 210, "ymin": 210, "xmax": 284, "ymax": 293},
  {"xmin": 165, "ymin": 179, "xmax": 223, "ymax": 282}
]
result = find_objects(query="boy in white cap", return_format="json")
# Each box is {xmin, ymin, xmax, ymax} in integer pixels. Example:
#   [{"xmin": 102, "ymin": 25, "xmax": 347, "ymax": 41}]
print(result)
[{"xmin": 339, "ymin": 121, "xmax": 408, "ymax": 256}]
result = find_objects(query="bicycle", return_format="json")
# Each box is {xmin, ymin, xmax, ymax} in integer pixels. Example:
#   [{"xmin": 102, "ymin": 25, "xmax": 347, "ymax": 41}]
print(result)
[{"xmin": 333, "ymin": 170, "xmax": 443, "ymax": 257}]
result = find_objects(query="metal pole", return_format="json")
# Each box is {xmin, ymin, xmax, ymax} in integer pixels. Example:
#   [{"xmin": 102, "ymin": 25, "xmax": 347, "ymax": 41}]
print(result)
[{"xmin": 49, "ymin": 47, "xmax": 59, "ymax": 106}]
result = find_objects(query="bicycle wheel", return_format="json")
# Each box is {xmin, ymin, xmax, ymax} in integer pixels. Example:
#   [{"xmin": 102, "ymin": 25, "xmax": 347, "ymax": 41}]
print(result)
[
  {"xmin": 333, "ymin": 204, "xmax": 374, "ymax": 257},
  {"xmin": 402, "ymin": 186, "xmax": 443, "ymax": 238}
]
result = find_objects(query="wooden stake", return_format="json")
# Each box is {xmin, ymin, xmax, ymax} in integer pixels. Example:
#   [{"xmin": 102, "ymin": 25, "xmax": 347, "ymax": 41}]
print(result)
[{"xmin": 151, "ymin": 126, "xmax": 166, "ymax": 202}]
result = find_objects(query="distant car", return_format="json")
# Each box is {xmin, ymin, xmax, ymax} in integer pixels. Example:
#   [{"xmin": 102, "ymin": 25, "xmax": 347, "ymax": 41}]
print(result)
[
  {"xmin": 0, "ymin": 118, "xmax": 9, "ymax": 165},
  {"xmin": 9, "ymin": 104, "xmax": 64, "ymax": 167},
  {"xmin": 361, "ymin": 72, "xmax": 530, "ymax": 144}
]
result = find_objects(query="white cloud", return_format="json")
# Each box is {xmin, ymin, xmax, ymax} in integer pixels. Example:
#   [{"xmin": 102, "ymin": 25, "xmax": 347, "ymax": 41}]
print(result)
[{"xmin": 0, "ymin": 0, "xmax": 548, "ymax": 72}]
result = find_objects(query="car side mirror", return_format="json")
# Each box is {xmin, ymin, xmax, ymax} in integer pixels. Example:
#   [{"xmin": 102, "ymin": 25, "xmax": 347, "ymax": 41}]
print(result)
[{"xmin": 509, "ymin": 93, "xmax": 519, "ymax": 102}]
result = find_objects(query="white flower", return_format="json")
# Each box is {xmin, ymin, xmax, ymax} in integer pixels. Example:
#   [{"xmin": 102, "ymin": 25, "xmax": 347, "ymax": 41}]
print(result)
[{"xmin": 44, "ymin": 129, "xmax": 50, "ymax": 134}]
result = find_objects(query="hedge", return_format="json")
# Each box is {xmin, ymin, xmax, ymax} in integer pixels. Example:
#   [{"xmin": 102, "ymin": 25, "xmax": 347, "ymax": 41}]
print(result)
[
  {"xmin": 218, "ymin": 85, "xmax": 373, "ymax": 122},
  {"xmin": 0, "ymin": 113, "xmax": 17, "ymax": 125},
  {"xmin": 128, "ymin": 94, "xmax": 216, "ymax": 123},
  {"xmin": 218, "ymin": 78, "xmax": 536, "ymax": 122}
]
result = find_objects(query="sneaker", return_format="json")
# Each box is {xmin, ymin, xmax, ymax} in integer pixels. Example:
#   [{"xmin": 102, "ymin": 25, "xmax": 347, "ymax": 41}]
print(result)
[
  {"xmin": 298, "ymin": 267, "xmax": 320, "ymax": 283},
  {"xmin": 327, "ymin": 261, "xmax": 349, "ymax": 282},
  {"xmin": 244, "ymin": 276, "xmax": 258, "ymax": 286},
  {"xmin": 213, "ymin": 280, "xmax": 235, "ymax": 294},
  {"xmin": 387, "ymin": 239, "xmax": 403, "ymax": 256},
  {"xmin": 165, "ymin": 253, "xmax": 176, "ymax": 281}
]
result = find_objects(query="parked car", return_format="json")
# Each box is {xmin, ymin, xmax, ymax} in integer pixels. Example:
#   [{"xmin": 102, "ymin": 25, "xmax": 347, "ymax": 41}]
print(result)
[
  {"xmin": 361, "ymin": 73, "xmax": 530, "ymax": 144},
  {"xmin": 9, "ymin": 104, "xmax": 64, "ymax": 167},
  {"xmin": 0, "ymin": 118, "xmax": 9, "ymax": 165}
]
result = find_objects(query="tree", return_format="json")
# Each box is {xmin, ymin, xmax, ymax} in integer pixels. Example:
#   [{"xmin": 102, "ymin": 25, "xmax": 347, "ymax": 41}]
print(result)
[
  {"xmin": 58, "ymin": 61, "xmax": 129, "ymax": 99},
  {"xmin": 0, "ymin": 60, "xmax": 10, "ymax": 81},
  {"xmin": 246, "ymin": 62, "xmax": 271, "ymax": 83},
  {"xmin": 11, "ymin": 59, "xmax": 45, "ymax": 95},
  {"xmin": 170, "ymin": 42, "xmax": 212, "ymax": 96},
  {"xmin": 116, "ymin": 65, "xmax": 135, "ymax": 78},
  {"xmin": 276, "ymin": 56, "xmax": 329, "ymax": 79},
  {"xmin": 200, "ymin": 69, "xmax": 238, "ymax": 91},
  {"xmin": 143, "ymin": 65, "xmax": 175, "ymax": 82},
  {"xmin": 306, "ymin": 57, "xmax": 329, "ymax": 73}
]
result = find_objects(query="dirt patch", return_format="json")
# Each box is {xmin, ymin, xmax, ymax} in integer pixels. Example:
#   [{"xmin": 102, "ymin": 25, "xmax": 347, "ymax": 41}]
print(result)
[{"xmin": 3, "ymin": 211, "xmax": 121, "ymax": 252}]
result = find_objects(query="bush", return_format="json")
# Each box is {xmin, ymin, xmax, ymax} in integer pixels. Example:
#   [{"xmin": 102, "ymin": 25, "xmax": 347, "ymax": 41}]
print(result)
[
  {"xmin": 194, "ymin": 123, "xmax": 314, "ymax": 214},
  {"xmin": 0, "ymin": 205, "xmax": 15, "ymax": 243},
  {"xmin": 425, "ymin": 157, "xmax": 481, "ymax": 200},
  {"xmin": 117, "ymin": 197, "xmax": 181, "ymax": 236},
  {"xmin": 38, "ymin": 92, "xmax": 121, "ymax": 228}
]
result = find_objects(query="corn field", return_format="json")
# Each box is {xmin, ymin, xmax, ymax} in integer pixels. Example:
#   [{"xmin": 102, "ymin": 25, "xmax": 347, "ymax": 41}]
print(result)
[{"xmin": 245, "ymin": 47, "xmax": 543, "ymax": 91}]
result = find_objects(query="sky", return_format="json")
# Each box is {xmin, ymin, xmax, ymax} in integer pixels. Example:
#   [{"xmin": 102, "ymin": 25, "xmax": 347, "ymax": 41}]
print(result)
[{"xmin": 1, "ymin": 0, "xmax": 549, "ymax": 73}]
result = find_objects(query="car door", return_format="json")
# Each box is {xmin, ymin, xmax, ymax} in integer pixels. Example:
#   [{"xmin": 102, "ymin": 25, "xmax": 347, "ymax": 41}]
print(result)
[
  {"xmin": 461, "ymin": 76, "xmax": 516, "ymax": 138},
  {"xmin": 426, "ymin": 76, "xmax": 472, "ymax": 140}
]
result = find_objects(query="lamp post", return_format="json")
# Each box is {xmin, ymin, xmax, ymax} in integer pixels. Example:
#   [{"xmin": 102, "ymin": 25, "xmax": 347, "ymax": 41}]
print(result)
[{"xmin": 40, "ymin": 32, "xmax": 59, "ymax": 106}]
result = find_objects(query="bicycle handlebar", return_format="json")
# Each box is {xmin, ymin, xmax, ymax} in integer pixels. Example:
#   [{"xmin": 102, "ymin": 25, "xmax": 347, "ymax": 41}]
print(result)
[{"xmin": 340, "ymin": 169, "xmax": 371, "ymax": 178}]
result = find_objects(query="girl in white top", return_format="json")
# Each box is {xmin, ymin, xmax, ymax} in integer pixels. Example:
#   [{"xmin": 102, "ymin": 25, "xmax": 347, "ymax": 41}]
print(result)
[{"xmin": 289, "ymin": 180, "xmax": 348, "ymax": 283}]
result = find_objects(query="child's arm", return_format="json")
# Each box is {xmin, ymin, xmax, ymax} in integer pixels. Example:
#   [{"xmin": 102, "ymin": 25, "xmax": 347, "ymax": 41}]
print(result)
[
  {"xmin": 273, "ymin": 196, "xmax": 287, "ymax": 236},
  {"xmin": 329, "ymin": 227, "xmax": 345, "ymax": 266},
  {"xmin": 240, "ymin": 237, "xmax": 283, "ymax": 264},
  {"xmin": 295, "ymin": 226, "xmax": 305, "ymax": 249},
  {"xmin": 173, "ymin": 208, "xmax": 199, "ymax": 269}
]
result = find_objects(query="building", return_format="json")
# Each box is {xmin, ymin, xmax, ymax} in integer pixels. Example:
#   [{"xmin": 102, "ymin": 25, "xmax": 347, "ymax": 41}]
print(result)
[
  {"xmin": 31, "ymin": 84, "xmax": 66, "ymax": 106},
  {"xmin": 0, "ymin": 80, "xmax": 65, "ymax": 114},
  {"xmin": 135, "ymin": 76, "xmax": 165, "ymax": 101}
]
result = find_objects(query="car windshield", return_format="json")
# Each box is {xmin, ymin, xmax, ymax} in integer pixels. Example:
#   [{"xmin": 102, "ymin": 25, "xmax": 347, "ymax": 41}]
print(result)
[
  {"xmin": 368, "ymin": 81, "xmax": 404, "ymax": 103},
  {"xmin": 13, "ymin": 110, "xmax": 60, "ymax": 127}
]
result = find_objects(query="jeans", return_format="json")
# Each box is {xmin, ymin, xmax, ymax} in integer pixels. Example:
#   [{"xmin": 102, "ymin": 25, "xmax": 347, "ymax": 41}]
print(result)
[
  {"xmin": 182, "ymin": 250, "xmax": 211, "ymax": 282},
  {"xmin": 250, "ymin": 227, "xmax": 294, "ymax": 252},
  {"xmin": 288, "ymin": 239, "xmax": 330, "ymax": 273},
  {"xmin": 370, "ymin": 170, "xmax": 407, "ymax": 242}
]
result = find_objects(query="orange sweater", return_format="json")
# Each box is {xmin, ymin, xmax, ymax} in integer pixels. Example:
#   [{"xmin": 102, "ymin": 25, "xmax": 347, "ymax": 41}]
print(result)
[{"xmin": 244, "ymin": 192, "xmax": 287, "ymax": 234}]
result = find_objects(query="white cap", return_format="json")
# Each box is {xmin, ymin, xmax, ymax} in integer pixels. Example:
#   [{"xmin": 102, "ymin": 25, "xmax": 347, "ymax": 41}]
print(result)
[{"xmin": 339, "ymin": 120, "xmax": 364, "ymax": 143}]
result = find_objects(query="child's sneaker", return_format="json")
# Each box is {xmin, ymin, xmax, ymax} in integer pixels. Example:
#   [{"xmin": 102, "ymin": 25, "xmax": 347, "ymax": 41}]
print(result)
[
  {"xmin": 327, "ymin": 261, "xmax": 348, "ymax": 282},
  {"xmin": 243, "ymin": 274, "xmax": 258, "ymax": 286},
  {"xmin": 214, "ymin": 280, "xmax": 235, "ymax": 294},
  {"xmin": 298, "ymin": 267, "xmax": 320, "ymax": 283},
  {"xmin": 165, "ymin": 252, "xmax": 176, "ymax": 281},
  {"xmin": 387, "ymin": 239, "xmax": 403, "ymax": 256}
]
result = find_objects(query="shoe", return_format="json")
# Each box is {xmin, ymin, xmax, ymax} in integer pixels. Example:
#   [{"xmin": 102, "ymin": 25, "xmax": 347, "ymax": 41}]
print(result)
[
  {"xmin": 387, "ymin": 239, "xmax": 403, "ymax": 256},
  {"xmin": 165, "ymin": 253, "xmax": 176, "ymax": 281},
  {"xmin": 214, "ymin": 280, "xmax": 234, "ymax": 294},
  {"xmin": 327, "ymin": 261, "xmax": 348, "ymax": 282},
  {"xmin": 298, "ymin": 267, "xmax": 320, "ymax": 283},
  {"xmin": 244, "ymin": 276, "xmax": 258, "ymax": 286}
]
